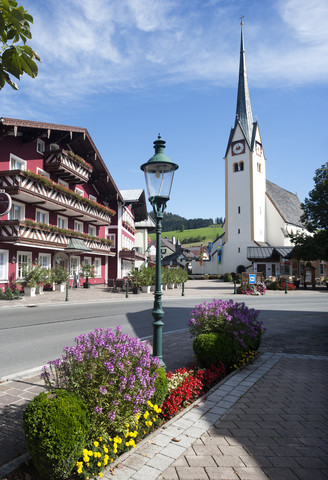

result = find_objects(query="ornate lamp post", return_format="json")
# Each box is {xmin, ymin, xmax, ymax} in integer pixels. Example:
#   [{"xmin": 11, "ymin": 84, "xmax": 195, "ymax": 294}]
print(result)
[{"xmin": 141, "ymin": 135, "xmax": 178, "ymax": 366}]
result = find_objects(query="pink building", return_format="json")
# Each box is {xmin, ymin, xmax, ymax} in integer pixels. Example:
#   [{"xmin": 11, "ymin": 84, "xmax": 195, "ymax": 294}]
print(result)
[{"xmin": 0, "ymin": 117, "xmax": 121, "ymax": 290}]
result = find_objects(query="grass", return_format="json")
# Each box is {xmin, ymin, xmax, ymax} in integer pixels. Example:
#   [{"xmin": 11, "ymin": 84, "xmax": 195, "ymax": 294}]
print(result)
[{"xmin": 149, "ymin": 225, "xmax": 223, "ymax": 245}]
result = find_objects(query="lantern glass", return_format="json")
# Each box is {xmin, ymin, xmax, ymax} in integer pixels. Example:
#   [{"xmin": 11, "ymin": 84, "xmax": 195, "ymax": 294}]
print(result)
[{"xmin": 143, "ymin": 162, "xmax": 176, "ymax": 201}]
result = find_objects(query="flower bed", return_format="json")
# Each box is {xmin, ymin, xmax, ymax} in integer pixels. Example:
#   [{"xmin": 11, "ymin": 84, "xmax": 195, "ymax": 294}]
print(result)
[
  {"xmin": 237, "ymin": 283, "xmax": 266, "ymax": 295},
  {"xmin": 21, "ymin": 300, "xmax": 263, "ymax": 480}
]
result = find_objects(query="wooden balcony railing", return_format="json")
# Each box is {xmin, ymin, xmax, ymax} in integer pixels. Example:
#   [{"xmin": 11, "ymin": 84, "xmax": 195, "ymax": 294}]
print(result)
[
  {"xmin": 0, "ymin": 220, "xmax": 114, "ymax": 254},
  {"xmin": 0, "ymin": 170, "xmax": 115, "ymax": 226},
  {"xmin": 44, "ymin": 149, "xmax": 93, "ymax": 183}
]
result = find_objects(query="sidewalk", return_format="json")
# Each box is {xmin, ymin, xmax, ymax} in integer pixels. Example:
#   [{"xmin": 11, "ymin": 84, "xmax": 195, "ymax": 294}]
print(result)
[{"xmin": 0, "ymin": 280, "xmax": 327, "ymax": 479}]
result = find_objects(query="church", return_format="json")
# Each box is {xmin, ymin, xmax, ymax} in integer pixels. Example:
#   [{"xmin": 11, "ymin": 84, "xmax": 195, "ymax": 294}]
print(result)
[{"xmin": 193, "ymin": 22, "xmax": 310, "ymax": 279}]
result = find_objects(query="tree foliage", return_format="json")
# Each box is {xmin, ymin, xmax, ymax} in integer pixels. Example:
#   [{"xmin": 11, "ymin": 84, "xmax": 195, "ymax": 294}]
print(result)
[
  {"xmin": 0, "ymin": 0, "xmax": 40, "ymax": 90},
  {"xmin": 291, "ymin": 163, "xmax": 328, "ymax": 261},
  {"xmin": 149, "ymin": 211, "xmax": 217, "ymax": 232}
]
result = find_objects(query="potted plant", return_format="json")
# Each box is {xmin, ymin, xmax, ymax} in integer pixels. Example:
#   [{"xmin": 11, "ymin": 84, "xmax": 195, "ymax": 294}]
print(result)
[
  {"xmin": 52, "ymin": 266, "xmax": 69, "ymax": 292},
  {"xmin": 130, "ymin": 269, "xmax": 142, "ymax": 294},
  {"xmin": 80, "ymin": 263, "xmax": 95, "ymax": 289},
  {"xmin": 20, "ymin": 262, "xmax": 38, "ymax": 297}
]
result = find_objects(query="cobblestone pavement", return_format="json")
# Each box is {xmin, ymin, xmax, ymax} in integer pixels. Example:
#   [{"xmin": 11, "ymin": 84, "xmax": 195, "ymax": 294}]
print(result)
[{"xmin": 0, "ymin": 281, "xmax": 327, "ymax": 479}]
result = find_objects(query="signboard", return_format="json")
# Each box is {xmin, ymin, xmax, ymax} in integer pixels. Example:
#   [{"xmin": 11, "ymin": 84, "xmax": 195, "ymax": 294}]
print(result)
[
  {"xmin": 249, "ymin": 274, "xmax": 256, "ymax": 284},
  {"xmin": 0, "ymin": 191, "xmax": 12, "ymax": 216}
]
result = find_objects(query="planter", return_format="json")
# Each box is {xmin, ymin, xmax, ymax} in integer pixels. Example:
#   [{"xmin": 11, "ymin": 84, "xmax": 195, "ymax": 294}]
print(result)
[
  {"xmin": 141, "ymin": 285, "xmax": 151, "ymax": 293},
  {"xmin": 132, "ymin": 286, "xmax": 140, "ymax": 294},
  {"xmin": 168, "ymin": 283, "xmax": 175, "ymax": 289},
  {"xmin": 83, "ymin": 282, "xmax": 91, "ymax": 289},
  {"xmin": 36, "ymin": 285, "xmax": 44, "ymax": 295},
  {"xmin": 55, "ymin": 283, "xmax": 65, "ymax": 292},
  {"xmin": 24, "ymin": 286, "xmax": 36, "ymax": 297},
  {"xmin": 150, "ymin": 285, "xmax": 155, "ymax": 292}
]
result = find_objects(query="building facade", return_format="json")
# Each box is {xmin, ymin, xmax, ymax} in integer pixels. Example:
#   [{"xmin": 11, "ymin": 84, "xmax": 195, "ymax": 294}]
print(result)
[{"xmin": 0, "ymin": 117, "xmax": 121, "ymax": 289}]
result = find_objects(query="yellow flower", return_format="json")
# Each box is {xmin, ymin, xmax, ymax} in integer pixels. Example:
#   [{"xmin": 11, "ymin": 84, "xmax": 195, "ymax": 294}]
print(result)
[
  {"xmin": 88, "ymin": 450, "xmax": 93, "ymax": 456},
  {"xmin": 98, "ymin": 437, "xmax": 102, "ymax": 441},
  {"xmin": 99, "ymin": 474, "xmax": 103, "ymax": 478},
  {"xmin": 97, "ymin": 462, "xmax": 102, "ymax": 467},
  {"xmin": 143, "ymin": 411, "xmax": 149, "ymax": 419},
  {"xmin": 83, "ymin": 456, "xmax": 90, "ymax": 463},
  {"xmin": 83, "ymin": 449, "xmax": 89, "ymax": 456},
  {"xmin": 103, "ymin": 446, "xmax": 108, "ymax": 453},
  {"xmin": 94, "ymin": 441, "xmax": 99, "ymax": 448}
]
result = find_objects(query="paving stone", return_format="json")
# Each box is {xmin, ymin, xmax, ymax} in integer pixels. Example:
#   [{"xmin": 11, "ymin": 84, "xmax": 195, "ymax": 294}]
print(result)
[
  {"xmin": 175, "ymin": 466, "xmax": 209, "ymax": 479},
  {"xmin": 192, "ymin": 444, "xmax": 221, "ymax": 456},
  {"xmin": 261, "ymin": 467, "xmax": 299, "ymax": 480},
  {"xmin": 213, "ymin": 455, "xmax": 246, "ymax": 467},
  {"xmin": 157, "ymin": 466, "xmax": 179, "ymax": 479},
  {"xmin": 185, "ymin": 455, "xmax": 216, "ymax": 467},
  {"xmin": 121, "ymin": 453, "xmax": 148, "ymax": 470},
  {"xmin": 160, "ymin": 443, "xmax": 186, "ymax": 459},
  {"xmin": 233, "ymin": 466, "xmax": 269, "ymax": 479},
  {"xmin": 205, "ymin": 466, "xmax": 239, "ymax": 479},
  {"xmin": 130, "ymin": 464, "xmax": 161, "ymax": 480},
  {"xmin": 290, "ymin": 468, "xmax": 328, "ymax": 480},
  {"xmin": 147, "ymin": 453, "xmax": 175, "ymax": 470}
]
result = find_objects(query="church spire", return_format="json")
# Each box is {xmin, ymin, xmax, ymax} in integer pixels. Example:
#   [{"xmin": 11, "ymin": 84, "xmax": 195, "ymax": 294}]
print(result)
[{"xmin": 236, "ymin": 18, "xmax": 254, "ymax": 144}]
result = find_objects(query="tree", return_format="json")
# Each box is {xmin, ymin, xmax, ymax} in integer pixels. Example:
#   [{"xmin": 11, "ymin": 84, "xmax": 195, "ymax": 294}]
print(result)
[
  {"xmin": 0, "ymin": 0, "xmax": 40, "ymax": 90},
  {"xmin": 291, "ymin": 163, "xmax": 328, "ymax": 261}
]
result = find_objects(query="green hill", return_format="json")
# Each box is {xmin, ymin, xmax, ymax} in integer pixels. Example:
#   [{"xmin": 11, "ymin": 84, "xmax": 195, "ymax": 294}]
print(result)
[{"xmin": 149, "ymin": 225, "xmax": 223, "ymax": 245}]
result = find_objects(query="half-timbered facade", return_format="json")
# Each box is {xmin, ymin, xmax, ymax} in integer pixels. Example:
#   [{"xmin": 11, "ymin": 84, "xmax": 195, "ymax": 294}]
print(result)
[{"xmin": 0, "ymin": 117, "xmax": 122, "ymax": 289}]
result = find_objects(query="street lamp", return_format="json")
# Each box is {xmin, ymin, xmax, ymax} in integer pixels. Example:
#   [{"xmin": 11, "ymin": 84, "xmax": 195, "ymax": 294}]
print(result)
[{"xmin": 141, "ymin": 134, "xmax": 178, "ymax": 366}]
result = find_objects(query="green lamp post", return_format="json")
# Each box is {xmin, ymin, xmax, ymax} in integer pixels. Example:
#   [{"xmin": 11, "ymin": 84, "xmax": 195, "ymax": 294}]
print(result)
[{"xmin": 141, "ymin": 134, "xmax": 179, "ymax": 366}]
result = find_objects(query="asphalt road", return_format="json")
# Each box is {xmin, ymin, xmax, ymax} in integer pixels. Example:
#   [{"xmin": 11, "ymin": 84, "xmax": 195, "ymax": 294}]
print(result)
[{"xmin": 0, "ymin": 293, "xmax": 327, "ymax": 378}]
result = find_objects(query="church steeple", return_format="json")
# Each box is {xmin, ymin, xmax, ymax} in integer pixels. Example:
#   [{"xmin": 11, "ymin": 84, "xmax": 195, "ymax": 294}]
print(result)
[{"xmin": 236, "ymin": 18, "xmax": 254, "ymax": 145}]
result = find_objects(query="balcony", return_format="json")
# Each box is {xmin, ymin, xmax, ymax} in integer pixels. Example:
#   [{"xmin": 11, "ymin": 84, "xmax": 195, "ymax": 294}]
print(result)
[
  {"xmin": 44, "ymin": 149, "xmax": 93, "ymax": 184},
  {"xmin": 0, "ymin": 170, "xmax": 115, "ymax": 226},
  {"xmin": 119, "ymin": 249, "xmax": 145, "ymax": 261},
  {"xmin": 0, "ymin": 220, "xmax": 115, "ymax": 255}
]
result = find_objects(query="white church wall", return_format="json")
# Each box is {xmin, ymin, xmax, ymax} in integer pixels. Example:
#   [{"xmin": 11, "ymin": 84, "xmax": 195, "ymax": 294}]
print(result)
[
  {"xmin": 265, "ymin": 197, "xmax": 288, "ymax": 245},
  {"xmin": 251, "ymin": 130, "xmax": 266, "ymax": 243}
]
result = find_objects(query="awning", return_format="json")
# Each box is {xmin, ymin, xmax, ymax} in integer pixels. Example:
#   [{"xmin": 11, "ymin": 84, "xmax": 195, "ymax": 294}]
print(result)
[
  {"xmin": 64, "ymin": 238, "xmax": 92, "ymax": 253},
  {"xmin": 247, "ymin": 246, "xmax": 294, "ymax": 262}
]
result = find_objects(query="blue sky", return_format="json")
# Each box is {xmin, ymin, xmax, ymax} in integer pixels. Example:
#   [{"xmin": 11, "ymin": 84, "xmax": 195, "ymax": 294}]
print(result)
[{"xmin": 2, "ymin": 0, "xmax": 327, "ymax": 220}]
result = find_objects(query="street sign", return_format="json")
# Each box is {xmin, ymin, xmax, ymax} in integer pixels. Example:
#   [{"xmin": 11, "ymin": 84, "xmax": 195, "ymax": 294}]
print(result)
[
  {"xmin": 0, "ymin": 191, "xmax": 12, "ymax": 216},
  {"xmin": 249, "ymin": 274, "xmax": 256, "ymax": 284}
]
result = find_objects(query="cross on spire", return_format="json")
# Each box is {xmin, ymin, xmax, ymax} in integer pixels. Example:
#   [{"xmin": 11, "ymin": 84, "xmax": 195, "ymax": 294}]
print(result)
[{"xmin": 240, "ymin": 15, "xmax": 244, "ymax": 26}]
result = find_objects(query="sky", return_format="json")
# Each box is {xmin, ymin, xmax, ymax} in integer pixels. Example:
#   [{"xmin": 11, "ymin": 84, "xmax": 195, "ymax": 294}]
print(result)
[{"xmin": 2, "ymin": 0, "xmax": 328, "ymax": 220}]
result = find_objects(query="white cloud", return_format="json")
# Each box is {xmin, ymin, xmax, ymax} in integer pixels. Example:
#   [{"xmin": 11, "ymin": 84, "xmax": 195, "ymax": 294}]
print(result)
[{"xmin": 2, "ymin": 0, "xmax": 327, "ymax": 112}]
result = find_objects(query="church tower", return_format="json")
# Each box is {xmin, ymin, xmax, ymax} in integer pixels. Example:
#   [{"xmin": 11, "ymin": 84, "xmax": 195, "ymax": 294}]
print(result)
[{"xmin": 221, "ymin": 20, "xmax": 266, "ymax": 273}]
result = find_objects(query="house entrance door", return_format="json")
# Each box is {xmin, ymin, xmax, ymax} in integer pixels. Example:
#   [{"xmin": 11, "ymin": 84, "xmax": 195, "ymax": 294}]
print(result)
[{"xmin": 257, "ymin": 264, "xmax": 266, "ymax": 277}]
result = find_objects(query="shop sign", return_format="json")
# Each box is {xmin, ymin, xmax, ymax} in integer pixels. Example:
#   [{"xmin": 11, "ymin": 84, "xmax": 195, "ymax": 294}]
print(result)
[{"xmin": 0, "ymin": 191, "xmax": 12, "ymax": 216}]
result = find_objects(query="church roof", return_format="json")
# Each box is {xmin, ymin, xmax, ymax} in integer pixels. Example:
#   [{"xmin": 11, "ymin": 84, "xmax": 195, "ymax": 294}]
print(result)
[
  {"xmin": 225, "ymin": 23, "xmax": 256, "ymax": 157},
  {"xmin": 266, "ymin": 180, "xmax": 304, "ymax": 227},
  {"xmin": 236, "ymin": 24, "xmax": 254, "ymax": 145},
  {"xmin": 247, "ymin": 246, "xmax": 293, "ymax": 261}
]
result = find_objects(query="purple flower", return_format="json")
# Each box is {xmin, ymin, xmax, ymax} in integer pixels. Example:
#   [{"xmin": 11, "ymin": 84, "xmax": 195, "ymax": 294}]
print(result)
[
  {"xmin": 99, "ymin": 385, "xmax": 108, "ymax": 395},
  {"xmin": 108, "ymin": 411, "xmax": 116, "ymax": 421},
  {"xmin": 94, "ymin": 405, "xmax": 102, "ymax": 414}
]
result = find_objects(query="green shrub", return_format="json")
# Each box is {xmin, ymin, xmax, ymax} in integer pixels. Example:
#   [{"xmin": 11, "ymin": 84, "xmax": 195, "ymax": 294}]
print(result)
[
  {"xmin": 193, "ymin": 332, "xmax": 240, "ymax": 370},
  {"xmin": 266, "ymin": 281, "xmax": 282, "ymax": 290},
  {"xmin": 4, "ymin": 287, "xmax": 13, "ymax": 300},
  {"xmin": 222, "ymin": 273, "xmax": 233, "ymax": 282},
  {"xmin": 151, "ymin": 367, "xmax": 169, "ymax": 407},
  {"xmin": 0, "ymin": 289, "xmax": 4, "ymax": 299},
  {"xmin": 13, "ymin": 287, "xmax": 21, "ymax": 298},
  {"xmin": 23, "ymin": 389, "xmax": 90, "ymax": 480}
]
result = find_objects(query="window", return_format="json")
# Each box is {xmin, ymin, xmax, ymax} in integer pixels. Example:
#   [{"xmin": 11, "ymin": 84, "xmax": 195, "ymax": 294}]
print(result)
[
  {"xmin": 50, "ymin": 143, "xmax": 59, "ymax": 151},
  {"xmin": 89, "ymin": 194, "xmax": 97, "ymax": 202},
  {"xmin": 83, "ymin": 257, "xmax": 92, "ymax": 267},
  {"xmin": 238, "ymin": 228, "xmax": 240, "ymax": 234},
  {"xmin": 37, "ymin": 167, "xmax": 50, "ymax": 179},
  {"xmin": 88, "ymin": 225, "xmax": 96, "ymax": 236},
  {"xmin": 320, "ymin": 261, "xmax": 325, "ymax": 276},
  {"xmin": 233, "ymin": 163, "xmax": 238, "ymax": 172},
  {"xmin": 281, "ymin": 264, "xmax": 290, "ymax": 275},
  {"xmin": 58, "ymin": 178, "xmax": 69, "ymax": 188},
  {"xmin": 75, "ymin": 187, "xmax": 84, "ymax": 197},
  {"xmin": 238, "ymin": 247, "xmax": 240, "ymax": 253},
  {"xmin": 57, "ymin": 215, "xmax": 68, "ymax": 229},
  {"xmin": 94, "ymin": 257, "xmax": 101, "ymax": 277},
  {"xmin": 0, "ymin": 250, "xmax": 9, "ymax": 281},
  {"xmin": 36, "ymin": 208, "xmax": 49, "ymax": 224},
  {"xmin": 238, "ymin": 206, "xmax": 241, "ymax": 214},
  {"xmin": 106, "ymin": 234, "xmax": 115, "ymax": 247},
  {"xmin": 37, "ymin": 138, "xmax": 45, "ymax": 154},
  {"xmin": 39, "ymin": 253, "xmax": 51, "ymax": 269},
  {"xmin": 74, "ymin": 220, "xmax": 83, "ymax": 233},
  {"xmin": 17, "ymin": 252, "xmax": 32, "ymax": 278},
  {"xmin": 70, "ymin": 256, "xmax": 80, "ymax": 277},
  {"xmin": 9, "ymin": 201, "xmax": 25, "ymax": 220},
  {"xmin": 239, "ymin": 161, "xmax": 244, "ymax": 171},
  {"xmin": 257, "ymin": 162, "xmax": 262, "ymax": 172},
  {"xmin": 10, "ymin": 153, "xmax": 26, "ymax": 171}
]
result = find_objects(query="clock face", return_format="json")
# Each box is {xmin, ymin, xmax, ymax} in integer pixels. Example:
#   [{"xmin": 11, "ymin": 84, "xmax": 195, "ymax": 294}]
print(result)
[
  {"xmin": 232, "ymin": 141, "xmax": 245, "ymax": 155},
  {"xmin": 256, "ymin": 142, "xmax": 262, "ymax": 156}
]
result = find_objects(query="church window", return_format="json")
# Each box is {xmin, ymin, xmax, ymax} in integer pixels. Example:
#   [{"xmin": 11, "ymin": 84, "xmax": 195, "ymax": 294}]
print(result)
[
  {"xmin": 238, "ymin": 206, "xmax": 241, "ymax": 214},
  {"xmin": 233, "ymin": 163, "xmax": 238, "ymax": 172},
  {"xmin": 238, "ymin": 247, "xmax": 240, "ymax": 253},
  {"xmin": 257, "ymin": 162, "xmax": 262, "ymax": 172},
  {"xmin": 238, "ymin": 228, "xmax": 240, "ymax": 234},
  {"xmin": 239, "ymin": 161, "xmax": 244, "ymax": 171}
]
